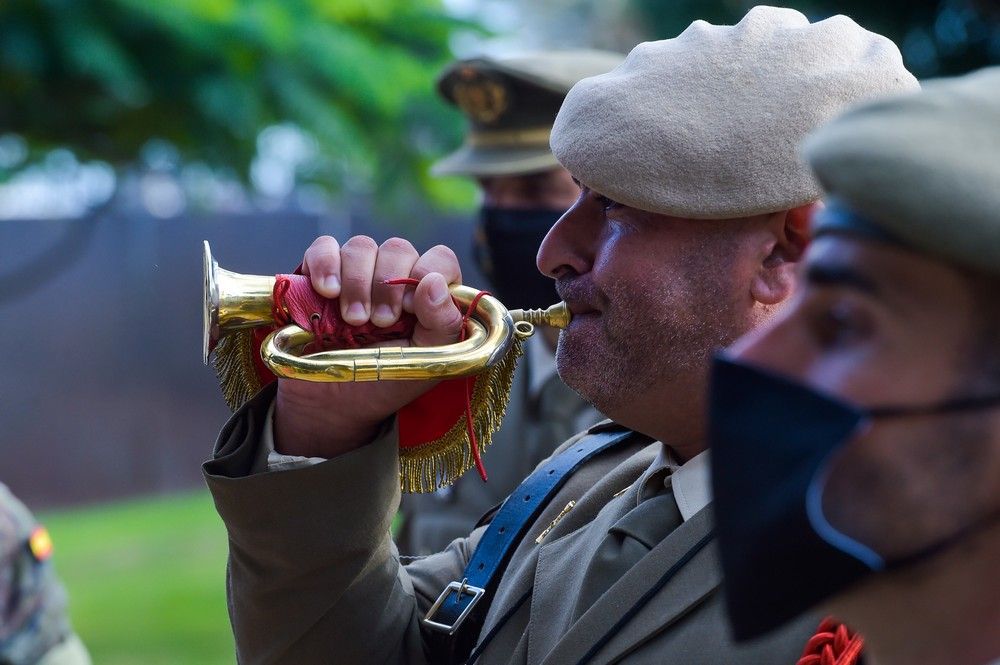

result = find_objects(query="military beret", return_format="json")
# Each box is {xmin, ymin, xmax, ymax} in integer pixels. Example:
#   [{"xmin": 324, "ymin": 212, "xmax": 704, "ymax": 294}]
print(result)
[
  {"xmin": 432, "ymin": 50, "xmax": 624, "ymax": 177},
  {"xmin": 550, "ymin": 6, "xmax": 919, "ymax": 219},
  {"xmin": 804, "ymin": 66, "xmax": 1000, "ymax": 275}
]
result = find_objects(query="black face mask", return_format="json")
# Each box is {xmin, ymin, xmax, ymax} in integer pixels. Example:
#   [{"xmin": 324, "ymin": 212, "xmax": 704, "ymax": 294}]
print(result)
[
  {"xmin": 475, "ymin": 207, "xmax": 561, "ymax": 309},
  {"xmin": 708, "ymin": 356, "xmax": 1000, "ymax": 641}
]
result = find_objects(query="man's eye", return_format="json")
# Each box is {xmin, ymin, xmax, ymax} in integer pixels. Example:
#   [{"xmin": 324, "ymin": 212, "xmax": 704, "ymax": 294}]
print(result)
[
  {"xmin": 594, "ymin": 194, "xmax": 621, "ymax": 212},
  {"xmin": 813, "ymin": 301, "xmax": 873, "ymax": 349}
]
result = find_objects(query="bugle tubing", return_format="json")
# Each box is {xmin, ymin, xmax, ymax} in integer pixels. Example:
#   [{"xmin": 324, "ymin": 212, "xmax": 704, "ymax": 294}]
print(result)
[{"xmin": 202, "ymin": 241, "xmax": 571, "ymax": 382}]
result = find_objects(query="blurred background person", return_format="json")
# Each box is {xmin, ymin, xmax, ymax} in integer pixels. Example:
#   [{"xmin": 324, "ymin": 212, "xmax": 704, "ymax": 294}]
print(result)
[
  {"xmin": 0, "ymin": 1, "xmax": 996, "ymax": 662},
  {"xmin": 710, "ymin": 66, "xmax": 1000, "ymax": 665},
  {"xmin": 0, "ymin": 483, "xmax": 90, "ymax": 665},
  {"xmin": 397, "ymin": 50, "xmax": 620, "ymax": 555}
]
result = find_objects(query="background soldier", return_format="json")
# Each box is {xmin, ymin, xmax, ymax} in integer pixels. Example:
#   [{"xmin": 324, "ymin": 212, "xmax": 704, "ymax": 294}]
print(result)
[
  {"xmin": 398, "ymin": 51, "xmax": 620, "ymax": 555},
  {"xmin": 710, "ymin": 66, "xmax": 1000, "ymax": 665},
  {"xmin": 204, "ymin": 7, "xmax": 917, "ymax": 663},
  {"xmin": 0, "ymin": 483, "xmax": 90, "ymax": 665}
]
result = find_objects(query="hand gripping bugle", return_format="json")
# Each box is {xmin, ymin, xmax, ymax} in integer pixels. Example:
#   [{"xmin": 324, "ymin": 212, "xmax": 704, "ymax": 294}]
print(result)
[
  {"xmin": 201, "ymin": 240, "xmax": 574, "ymax": 491},
  {"xmin": 202, "ymin": 241, "xmax": 572, "ymax": 382}
]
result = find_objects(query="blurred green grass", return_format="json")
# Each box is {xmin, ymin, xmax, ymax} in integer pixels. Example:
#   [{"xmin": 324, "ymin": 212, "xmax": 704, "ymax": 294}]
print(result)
[
  {"xmin": 41, "ymin": 492, "xmax": 234, "ymax": 665},
  {"xmin": 39, "ymin": 490, "xmax": 404, "ymax": 665}
]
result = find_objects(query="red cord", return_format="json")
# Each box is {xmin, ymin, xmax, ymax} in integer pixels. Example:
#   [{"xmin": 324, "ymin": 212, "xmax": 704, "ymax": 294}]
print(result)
[
  {"xmin": 797, "ymin": 618, "xmax": 865, "ymax": 665},
  {"xmin": 385, "ymin": 278, "xmax": 490, "ymax": 482},
  {"xmin": 460, "ymin": 289, "xmax": 490, "ymax": 482},
  {"xmin": 272, "ymin": 277, "xmax": 291, "ymax": 325}
]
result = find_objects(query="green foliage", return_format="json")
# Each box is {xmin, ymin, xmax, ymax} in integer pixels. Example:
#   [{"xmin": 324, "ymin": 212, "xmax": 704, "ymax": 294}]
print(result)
[
  {"xmin": 0, "ymin": 0, "xmax": 481, "ymax": 210},
  {"xmin": 627, "ymin": 0, "xmax": 999, "ymax": 78}
]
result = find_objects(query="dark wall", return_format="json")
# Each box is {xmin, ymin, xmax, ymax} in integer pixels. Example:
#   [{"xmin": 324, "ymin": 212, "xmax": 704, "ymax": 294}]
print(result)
[{"xmin": 0, "ymin": 207, "xmax": 480, "ymax": 508}]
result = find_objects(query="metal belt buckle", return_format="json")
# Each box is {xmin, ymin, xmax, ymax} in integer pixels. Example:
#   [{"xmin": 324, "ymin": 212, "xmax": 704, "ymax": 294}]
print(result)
[{"xmin": 422, "ymin": 578, "xmax": 486, "ymax": 635}]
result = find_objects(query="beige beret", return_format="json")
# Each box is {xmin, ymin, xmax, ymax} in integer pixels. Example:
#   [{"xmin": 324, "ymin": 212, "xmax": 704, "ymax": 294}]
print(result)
[
  {"xmin": 804, "ymin": 66, "xmax": 1000, "ymax": 275},
  {"xmin": 550, "ymin": 6, "xmax": 919, "ymax": 219}
]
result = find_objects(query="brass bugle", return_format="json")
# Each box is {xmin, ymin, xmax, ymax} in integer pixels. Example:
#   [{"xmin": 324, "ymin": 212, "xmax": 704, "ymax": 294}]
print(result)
[{"xmin": 202, "ymin": 241, "xmax": 571, "ymax": 382}]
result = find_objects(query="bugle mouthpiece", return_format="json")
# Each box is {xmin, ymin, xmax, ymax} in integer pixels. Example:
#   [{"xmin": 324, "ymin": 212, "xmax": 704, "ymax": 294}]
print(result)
[{"xmin": 510, "ymin": 302, "xmax": 572, "ymax": 331}]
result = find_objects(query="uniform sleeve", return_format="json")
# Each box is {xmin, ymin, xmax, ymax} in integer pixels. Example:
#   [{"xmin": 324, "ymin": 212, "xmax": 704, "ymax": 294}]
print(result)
[{"xmin": 203, "ymin": 385, "xmax": 483, "ymax": 665}]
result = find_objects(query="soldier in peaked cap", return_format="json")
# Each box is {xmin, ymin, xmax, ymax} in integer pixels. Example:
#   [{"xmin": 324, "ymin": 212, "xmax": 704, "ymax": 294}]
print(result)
[
  {"xmin": 709, "ymin": 66, "xmax": 1000, "ymax": 665},
  {"xmin": 204, "ymin": 7, "xmax": 918, "ymax": 664},
  {"xmin": 0, "ymin": 483, "xmax": 90, "ymax": 665},
  {"xmin": 398, "ymin": 52, "xmax": 620, "ymax": 556}
]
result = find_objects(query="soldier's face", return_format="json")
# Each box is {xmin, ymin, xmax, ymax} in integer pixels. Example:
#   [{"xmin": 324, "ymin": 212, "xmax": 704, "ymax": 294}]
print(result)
[
  {"xmin": 477, "ymin": 168, "xmax": 580, "ymax": 210},
  {"xmin": 730, "ymin": 236, "xmax": 1000, "ymax": 604},
  {"xmin": 537, "ymin": 181, "xmax": 778, "ymax": 446}
]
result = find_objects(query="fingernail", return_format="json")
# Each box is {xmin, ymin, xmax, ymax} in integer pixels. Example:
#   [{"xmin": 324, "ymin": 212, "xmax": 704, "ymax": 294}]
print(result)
[
  {"xmin": 428, "ymin": 278, "xmax": 448, "ymax": 305},
  {"xmin": 346, "ymin": 302, "xmax": 367, "ymax": 322},
  {"xmin": 322, "ymin": 275, "xmax": 340, "ymax": 295},
  {"xmin": 402, "ymin": 292, "xmax": 415, "ymax": 313},
  {"xmin": 372, "ymin": 304, "xmax": 393, "ymax": 325}
]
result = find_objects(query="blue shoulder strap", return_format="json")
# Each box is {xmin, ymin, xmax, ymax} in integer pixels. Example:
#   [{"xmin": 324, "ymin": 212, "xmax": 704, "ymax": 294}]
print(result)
[{"xmin": 422, "ymin": 424, "xmax": 640, "ymax": 660}]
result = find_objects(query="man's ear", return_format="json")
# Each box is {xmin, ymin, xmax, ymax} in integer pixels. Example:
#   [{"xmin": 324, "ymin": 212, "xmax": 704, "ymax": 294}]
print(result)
[{"xmin": 750, "ymin": 202, "xmax": 818, "ymax": 305}]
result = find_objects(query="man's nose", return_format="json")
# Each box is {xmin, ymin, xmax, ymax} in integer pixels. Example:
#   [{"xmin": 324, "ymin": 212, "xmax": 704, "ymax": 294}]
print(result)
[{"xmin": 537, "ymin": 199, "xmax": 595, "ymax": 279}]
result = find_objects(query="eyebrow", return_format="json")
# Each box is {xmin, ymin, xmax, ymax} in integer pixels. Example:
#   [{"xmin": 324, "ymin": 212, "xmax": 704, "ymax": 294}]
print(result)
[{"xmin": 804, "ymin": 263, "xmax": 881, "ymax": 296}]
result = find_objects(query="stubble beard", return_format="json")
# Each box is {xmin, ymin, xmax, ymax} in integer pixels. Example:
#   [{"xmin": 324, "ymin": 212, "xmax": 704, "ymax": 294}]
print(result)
[
  {"xmin": 556, "ymin": 270, "xmax": 747, "ymax": 420},
  {"xmin": 823, "ymin": 411, "xmax": 995, "ymax": 561}
]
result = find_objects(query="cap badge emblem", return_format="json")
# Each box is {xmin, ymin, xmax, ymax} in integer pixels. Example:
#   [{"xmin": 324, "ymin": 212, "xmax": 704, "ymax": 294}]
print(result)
[{"xmin": 453, "ymin": 76, "xmax": 509, "ymax": 124}]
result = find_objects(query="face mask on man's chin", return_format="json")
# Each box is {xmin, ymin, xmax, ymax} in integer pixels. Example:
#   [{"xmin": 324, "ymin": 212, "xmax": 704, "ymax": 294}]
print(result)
[
  {"xmin": 475, "ymin": 207, "xmax": 563, "ymax": 309},
  {"xmin": 707, "ymin": 355, "xmax": 1000, "ymax": 641}
]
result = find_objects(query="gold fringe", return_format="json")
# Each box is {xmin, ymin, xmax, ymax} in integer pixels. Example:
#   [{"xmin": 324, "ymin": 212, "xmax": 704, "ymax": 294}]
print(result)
[
  {"xmin": 211, "ymin": 328, "xmax": 524, "ymax": 494},
  {"xmin": 399, "ymin": 336, "xmax": 523, "ymax": 494},
  {"xmin": 213, "ymin": 330, "xmax": 263, "ymax": 412}
]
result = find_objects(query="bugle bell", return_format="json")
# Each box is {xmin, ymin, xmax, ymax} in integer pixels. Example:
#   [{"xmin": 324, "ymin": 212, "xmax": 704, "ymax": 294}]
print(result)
[{"xmin": 202, "ymin": 241, "xmax": 572, "ymax": 383}]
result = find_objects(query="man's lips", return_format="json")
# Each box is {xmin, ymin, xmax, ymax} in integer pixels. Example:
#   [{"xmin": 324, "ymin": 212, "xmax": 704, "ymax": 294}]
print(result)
[
  {"xmin": 556, "ymin": 278, "xmax": 601, "ymax": 317},
  {"xmin": 565, "ymin": 301, "xmax": 599, "ymax": 316}
]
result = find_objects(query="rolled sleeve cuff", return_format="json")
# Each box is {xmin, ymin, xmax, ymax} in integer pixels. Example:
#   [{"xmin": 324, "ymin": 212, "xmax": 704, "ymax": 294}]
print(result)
[{"xmin": 254, "ymin": 402, "xmax": 328, "ymax": 474}]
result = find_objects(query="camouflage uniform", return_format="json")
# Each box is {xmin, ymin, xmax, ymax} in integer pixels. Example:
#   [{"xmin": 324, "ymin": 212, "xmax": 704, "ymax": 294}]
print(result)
[{"xmin": 0, "ymin": 483, "xmax": 89, "ymax": 665}]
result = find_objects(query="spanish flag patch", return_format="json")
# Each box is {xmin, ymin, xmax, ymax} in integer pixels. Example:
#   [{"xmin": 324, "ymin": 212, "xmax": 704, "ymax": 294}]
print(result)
[{"xmin": 28, "ymin": 525, "xmax": 53, "ymax": 561}]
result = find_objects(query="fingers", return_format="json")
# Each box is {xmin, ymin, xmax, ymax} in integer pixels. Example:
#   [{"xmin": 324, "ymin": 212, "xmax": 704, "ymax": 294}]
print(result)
[
  {"xmin": 301, "ymin": 236, "xmax": 463, "ymax": 331},
  {"xmin": 411, "ymin": 272, "xmax": 464, "ymax": 348},
  {"xmin": 338, "ymin": 236, "xmax": 379, "ymax": 325},
  {"xmin": 371, "ymin": 238, "xmax": 420, "ymax": 327},
  {"xmin": 302, "ymin": 236, "xmax": 342, "ymax": 298},
  {"xmin": 408, "ymin": 245, "xmax": 463, "ymax": 314},
  {"xmin": 410, "ymin": 244, "xmax": 462, "ymax": 283}
]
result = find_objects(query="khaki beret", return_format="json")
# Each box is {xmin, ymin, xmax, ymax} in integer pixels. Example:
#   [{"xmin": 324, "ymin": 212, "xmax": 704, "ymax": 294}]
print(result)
[
  {"xmin": 433, "ymin": 50, "xmax": 624, "ymax": 177},
  {"xmin": 804, "ymin": 66, "xmax": 1000, "ymax": 275},
  {"xmin": 550, "ymin": 6, "xmax": 919, "ymax": 219}
]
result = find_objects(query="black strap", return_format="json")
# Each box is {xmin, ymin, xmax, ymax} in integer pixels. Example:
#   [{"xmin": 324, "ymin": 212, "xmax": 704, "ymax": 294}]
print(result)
[{"xmin": 424, "ymin": 425, "xmax": 642, "ymax": 664}]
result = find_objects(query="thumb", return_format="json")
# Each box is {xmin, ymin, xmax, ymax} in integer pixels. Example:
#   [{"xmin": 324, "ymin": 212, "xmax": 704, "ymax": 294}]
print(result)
[{"xmin": 410, "ymin": 272, "xmax": 464, "ymax": 348}]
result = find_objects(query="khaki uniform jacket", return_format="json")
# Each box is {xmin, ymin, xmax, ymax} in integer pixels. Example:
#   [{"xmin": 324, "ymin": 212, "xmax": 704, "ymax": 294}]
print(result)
[
  {"xmin": 399, "ymin": 345, "xmax": 602, "ymax": 555},
  {"xmin": 204, "ymin": 385, "xmax": 818, "ymax": 664}
]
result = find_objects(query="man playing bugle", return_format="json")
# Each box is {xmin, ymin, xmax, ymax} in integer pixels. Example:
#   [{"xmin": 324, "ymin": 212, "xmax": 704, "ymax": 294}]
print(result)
[{"xmin": 205, "ymin": 7, "xmax": 917, "ymax": 664}]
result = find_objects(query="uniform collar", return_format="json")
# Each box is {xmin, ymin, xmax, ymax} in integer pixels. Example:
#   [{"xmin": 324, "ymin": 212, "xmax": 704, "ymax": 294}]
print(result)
[{"xmin": 638, "ymin": 445, "xmax": 712, "ymax": 521}]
